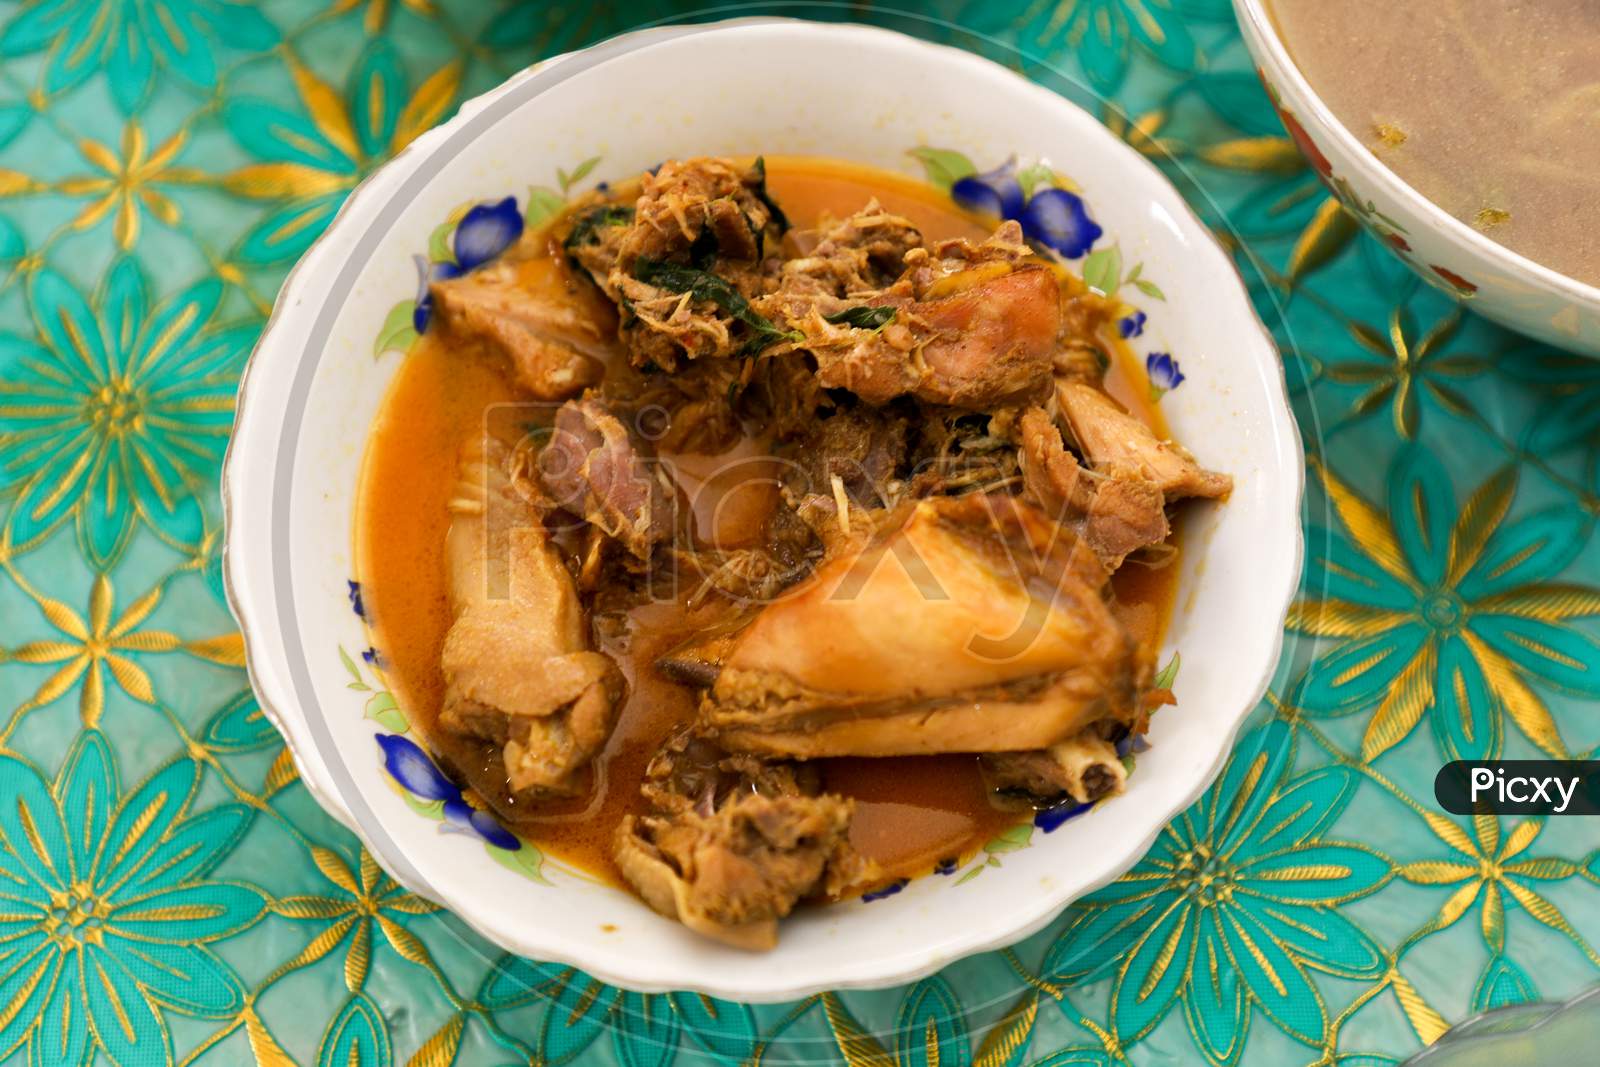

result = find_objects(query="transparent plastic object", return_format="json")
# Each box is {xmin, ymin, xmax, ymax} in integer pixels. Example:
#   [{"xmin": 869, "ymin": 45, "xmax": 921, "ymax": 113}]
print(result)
[{"xmin": 1403, "ymin": 986, "xmax": 1600, "ymax": 1066}]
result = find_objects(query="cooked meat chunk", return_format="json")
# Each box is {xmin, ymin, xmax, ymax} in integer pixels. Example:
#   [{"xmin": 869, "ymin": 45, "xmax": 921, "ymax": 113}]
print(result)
[
  {"xmin": 896, "ymin": 265, "xmax": 1061, "ymax": 407},
  {"xmin": 613, "ymin": 157, "xmax": 781, "ymax": 275},
  {"xmin": 632, "ymin": 359, "xmax": 746, "ymax": 454},
  {"xmin": 774, "ymin": 202, "xmax": 923, "ymax": 299},
  {"xmin": 903, "ymin": 410, "xmax": 1023, "ymax": 499},
  {"xmin": 1056, "ymin": 382, "xmax": 1232, "ymax": 501},
  {"xmin": 770, "ymin": 406, "xmax": 913, "ymax": 554},
  {"xmin": 635, "ymin": 728, "xmax": 821, "ymax": 817},
  {"xmin": 757, "ymin": 219, "xmax": 1058, "ymax": 409},
  {"xmin": 701, "ymin": 494, "xmax": 1146, "ymax": 757},
  {"xmin": 439, "ymin": 440, "xmax": 623, "ymax": 794},
  {"xmin": 597, "ymin": 158, "xmax": 789, "ymax": 370},
  {"xmin": 430, "ymin": 260, "xmax": 615, "ymax": 400},
  {"xmin": 775, "ymin": 267, "xmax": 1059, "ymax": 409},
  {"xmin": 981, "ymin": 730, "xmax": 1128, "ymax": 804},
  {"xmin": 1086, "ymin": 472, "xmax": 1169, "ymax": 566},
  {"xmin": 792, "ymin": 407, "xmax": 910, "ymax": 506},
  {"xmin": 540, "ymin": 397, "xmax": 678, "ymax": 559},
  {"xmin": 1019, "ymin": 406, "xmax": 1091, "ymax": 513},
  {"xmin": 906, "ymin": 219, "xmax": 1038, "ymax": 294},
  {"xmin": 1019, "ymin": 407, "xmax": 1168, "ymax": 568},
  {"xmin": 614, "ymin": 730, "xmax": 869, "ymax": 949}
]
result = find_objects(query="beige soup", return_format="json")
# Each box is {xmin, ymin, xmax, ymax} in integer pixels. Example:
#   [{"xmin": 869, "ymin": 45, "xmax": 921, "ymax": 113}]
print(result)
[{"xmin": 1270, "ymin": 0, "xmax": 1600, "ymax": 286}]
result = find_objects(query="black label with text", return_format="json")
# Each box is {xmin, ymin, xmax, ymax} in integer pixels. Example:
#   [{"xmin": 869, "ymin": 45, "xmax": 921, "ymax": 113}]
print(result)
[{"xmin": 1435, "ymin": 761, "xmax": 1600, "ymax": 816}]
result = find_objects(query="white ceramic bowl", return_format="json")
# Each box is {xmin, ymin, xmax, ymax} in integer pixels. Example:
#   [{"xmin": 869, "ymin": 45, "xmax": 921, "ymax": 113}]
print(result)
[
  {"xmin": 223, "ymin": 18, "xmax": 1303, "ymax": 1000},
  {"xmin": 1234, "ymin": 0, "xmax": 1600, "ymax": 354}
]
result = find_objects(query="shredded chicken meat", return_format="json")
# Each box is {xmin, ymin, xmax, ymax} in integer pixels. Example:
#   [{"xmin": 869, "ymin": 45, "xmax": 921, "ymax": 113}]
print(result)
[{"xmin": 614, "ymin": 730, "xmax": 870, "ymax": 949}]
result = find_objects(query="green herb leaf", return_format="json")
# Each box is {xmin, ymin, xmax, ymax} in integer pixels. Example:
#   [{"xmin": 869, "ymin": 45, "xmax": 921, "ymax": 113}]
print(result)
[
  {"xmin": 823, "ymin": 305, "xmax": 897, "ymax": 329},
  {"xmin": 908, "ymin": 146, "xmax": 977, "ymax": 192},
  {"xmin": 1015, "ymin": 162, "xmax": 1055, "ymax": 200},
  {"xmin": 557, "ymin": 155, "xmax": 602, "ymax": 193},
  {"xmin": 1153, "ymin": 650, "xmax": 1181, "ymax": 690},
  {"xmin": 750, "ymin": 155, "xmax": 789, "ymax": 233},
  {"xmin": 525, "ymin": 185, "xmax": 566, "ymax": 226},
  {"xmin": 1082, "ymin": 245, "xmax": 1122, "ymax": 295},
  {"xmin": 633, "ymin": 257, "xmax": 799, "ymax": 354},
  {"xmin": 688, "ymin": 225, "xmax": 719, "ymax": 269},
  {"xmin": 373, "ymin": 298, "xmax": 418, "ymax": 358},
  {"xmin": 563, "ymin": 204, "xmax": 634, "ymax": 253}
]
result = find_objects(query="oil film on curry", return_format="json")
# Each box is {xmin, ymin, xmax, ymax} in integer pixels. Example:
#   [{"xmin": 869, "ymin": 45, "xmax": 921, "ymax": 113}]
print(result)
[{"xmin": 353, "ymin": 151, "xmax": 1228, "ymax": 950}]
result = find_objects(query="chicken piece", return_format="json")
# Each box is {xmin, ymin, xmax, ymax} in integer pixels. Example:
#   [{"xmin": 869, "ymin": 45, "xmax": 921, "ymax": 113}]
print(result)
[
  {"xmin": 1020, "ymin": 406, "xmax": 1091, "ymax": 513},
  {"xmin": 539, "ymin": 397, "xmax": 678, "ymax": 559},
  {"xmin": 758, "ymin": 219, "xmax": 1060, "ymax": 409},
  {"xmin": 773, "ymin": 202, "xmax": 923, "ymax": 299},
  {"xmin": 981, "ymin": 730, "xmax": 1128, "ymax": 805},
  {"xmin": 783, "ymin": 270, "xmax": 1059, "ymax": 409},
  {"xmin": 701, "ymin": 494, "xmax": 1145, "ymax": 757},
  {"xmin": 1056, "ymin": 382, "xmax": 1232, "ymax": 501},
  {"xmin": 1086, "ymin": 473, "xmax": 1169, "ymax": 567},
  {"xmin": 1018, "ymin": 407, "xmax": 1168, "ymax": 568},
  {"xmin": 768, "ymin": 407, "xmax": 914, "ymax": 556},
  {"xmin": 907, "ymin": 219, "xmax": 1037, "ymax": 294},
  {"xmin": 600, "ymin": 158, "xmax": 789, "ymax": 370},
  {"xmin": 613, "ymin": 157, "xmax": 782, "ymax": 275},
  {"xmin": 439, "ymin": 440, "xmax": 623, "ymax": 795},
  {"xmin": 430, "ymin": 259, "xmax": 614, "ymax": 400},
  {"xmin": 613, "ymin": 730, "xmax": 870, "ymax": 950}
]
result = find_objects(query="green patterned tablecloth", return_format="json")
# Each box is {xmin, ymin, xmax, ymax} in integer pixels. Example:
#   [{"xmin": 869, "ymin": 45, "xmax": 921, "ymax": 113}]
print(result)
[{"xmin": 1, "ymin": 1, "xmax": 1598, "ymax": 1064}]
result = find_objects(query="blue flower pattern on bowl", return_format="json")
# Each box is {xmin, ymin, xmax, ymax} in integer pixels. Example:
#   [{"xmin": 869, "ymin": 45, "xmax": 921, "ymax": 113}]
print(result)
[
  {"xmin": 950, "ymin": 156, "xmax": 1103, "ymax": 259},
  {"xmin": 376, "ymin": 733, "xmax": 520, "ymax": 850},
  {"xmin": 1146, "ymin": 351, "xmax": 1185, "ymax": 399}
]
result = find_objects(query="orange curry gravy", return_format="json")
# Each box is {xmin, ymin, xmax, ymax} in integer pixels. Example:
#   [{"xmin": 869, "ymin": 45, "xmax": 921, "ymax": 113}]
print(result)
[{"xmin": 355, "ymin": 156, "xmax": 1179, "ymax": 891}]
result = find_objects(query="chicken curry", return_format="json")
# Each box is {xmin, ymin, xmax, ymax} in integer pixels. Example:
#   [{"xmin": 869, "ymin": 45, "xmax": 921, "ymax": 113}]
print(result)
[{"xmin": 356, "ymin": 156, "xmax": 1228, "ymax": 950}]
